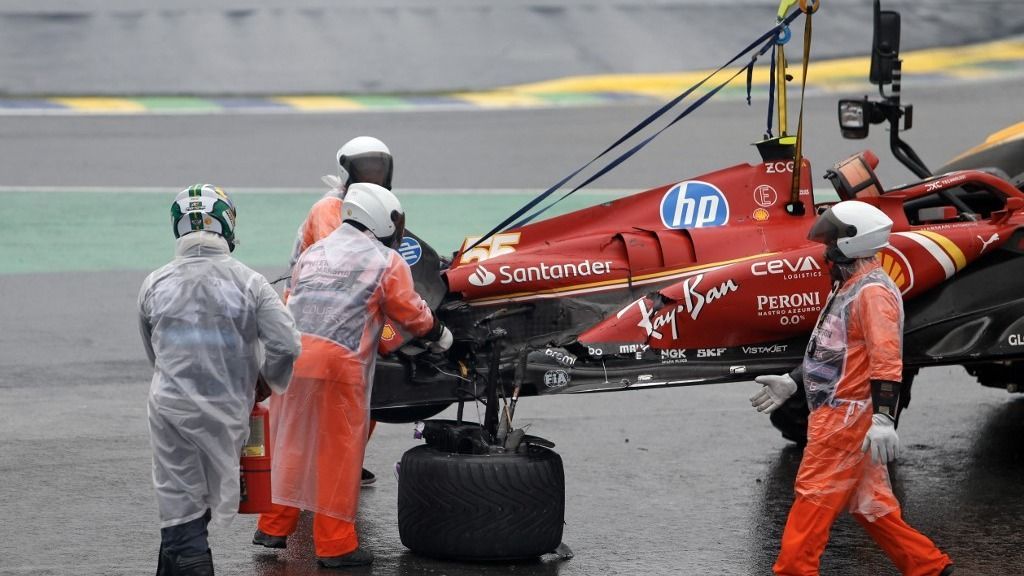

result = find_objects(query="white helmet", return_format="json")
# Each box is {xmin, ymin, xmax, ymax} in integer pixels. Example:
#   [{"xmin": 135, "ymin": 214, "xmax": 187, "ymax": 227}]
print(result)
[
  {"xmin": 808, "ymin": 200, "xmax": 892, "ymax": 260},
  {"xmin": 337, "ymin": 136, "xmax": 393, "ymax": 190},
  {"xmin": 343, "ymin": 182, "xmax": 405, "ymax": 248}
]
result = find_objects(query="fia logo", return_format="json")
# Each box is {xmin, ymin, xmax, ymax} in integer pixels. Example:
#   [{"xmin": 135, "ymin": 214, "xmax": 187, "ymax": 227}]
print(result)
[
  {"xmin": 660, "ymin": 181, "xmax": 729, "ymax": 229},
  {"xmin": 543, "ymin": 370, "xmax": 570, "ymax": 388}
]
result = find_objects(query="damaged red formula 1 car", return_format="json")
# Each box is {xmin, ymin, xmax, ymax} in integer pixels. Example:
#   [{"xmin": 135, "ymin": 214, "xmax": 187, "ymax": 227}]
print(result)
[{"xmin": 378, "ymin": 1, "xmax": 1024, "ymax": 561}]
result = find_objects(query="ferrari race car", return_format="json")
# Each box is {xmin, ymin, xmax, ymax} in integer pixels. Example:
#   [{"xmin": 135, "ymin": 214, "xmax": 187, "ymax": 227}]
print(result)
[{"xmin": 378, "ymin": 1, "xmax": 1024, "ymax": 561}]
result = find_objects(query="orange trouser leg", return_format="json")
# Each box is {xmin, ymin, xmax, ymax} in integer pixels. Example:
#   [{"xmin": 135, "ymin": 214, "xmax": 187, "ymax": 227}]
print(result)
[
  {"xmin": 773, "ymin": 494, "xmax": 845, "ymax": 575},
  {"xmin": 257, "ymin": 503, "xmax": 301, "ymax": 537},
  {"xmin": 258, "ymin": 504, "xmax": 359, "ymax": 557},
  {"xmin": 367, "ymin": 420, "xmax": 376, "ymax": 441},
  {"xmin": 312, "ymin": 514, "xmax": 359, "ymax": 558},
  {"xmin": 854, "ymin": 510, "xmax": 950, "ymax": 576}
]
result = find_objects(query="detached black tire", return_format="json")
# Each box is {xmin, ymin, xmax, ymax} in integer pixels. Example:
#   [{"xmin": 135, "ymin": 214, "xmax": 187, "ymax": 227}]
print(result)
[{"xmin": 398, "ymin": 444, "xmax": 565, "ymax": 561}]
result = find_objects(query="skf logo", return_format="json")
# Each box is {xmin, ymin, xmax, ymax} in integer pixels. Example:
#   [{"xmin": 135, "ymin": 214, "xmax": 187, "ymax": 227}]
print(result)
[
  {"xmin": 660, "ymin": 181, "xmax": 729, "ymax": 229},
  {"xmin": 468, "ymin": 265, "xmax": 497, "ymax": 287},
  {"xmin": 877, "ymin": 248, "xmax": 913, "ymax": 295}
]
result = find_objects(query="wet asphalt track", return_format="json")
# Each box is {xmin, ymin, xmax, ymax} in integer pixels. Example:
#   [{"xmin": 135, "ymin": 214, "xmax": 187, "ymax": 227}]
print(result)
[{"xmin": 3, "ymin": 79, "xmax": 1024, "ymax": 574}]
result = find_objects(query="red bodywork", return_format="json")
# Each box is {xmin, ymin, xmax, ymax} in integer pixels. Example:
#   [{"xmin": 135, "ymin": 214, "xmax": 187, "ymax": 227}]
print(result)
[
  {"xmin": 368, "ymin": 146, "xmax": 1024, "ymax": 419},
  {"xmin": 444, "ymin": 160, "xmax": 1024, "ymax": 361}
]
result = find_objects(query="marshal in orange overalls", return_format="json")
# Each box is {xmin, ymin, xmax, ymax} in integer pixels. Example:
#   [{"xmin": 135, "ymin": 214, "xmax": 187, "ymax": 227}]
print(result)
[
  {"xmin": 773, "ymin": 260, "xmax": 950, "ymax": 575},
  {"xmin": 258, "ymin": 223, "xmax": 437, "ymax": 558}
]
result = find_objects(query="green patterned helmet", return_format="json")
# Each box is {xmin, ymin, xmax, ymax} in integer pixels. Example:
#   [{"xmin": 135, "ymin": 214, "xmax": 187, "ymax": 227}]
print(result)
[{"xmin": 170, "ymin": 184, "xmax": 238, "ymax": 251}]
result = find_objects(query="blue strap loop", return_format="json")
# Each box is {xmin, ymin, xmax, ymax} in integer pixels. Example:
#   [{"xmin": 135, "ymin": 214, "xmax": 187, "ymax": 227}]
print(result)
[{"xmin": 776, "ymin": 25, "xmax": 792, "ymax": 45}]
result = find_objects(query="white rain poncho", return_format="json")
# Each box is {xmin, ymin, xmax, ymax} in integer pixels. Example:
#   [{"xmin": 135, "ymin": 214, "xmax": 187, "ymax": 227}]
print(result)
[{"xmin": 139, "ymin": 232, "xmax": 301, "ymax": 529}]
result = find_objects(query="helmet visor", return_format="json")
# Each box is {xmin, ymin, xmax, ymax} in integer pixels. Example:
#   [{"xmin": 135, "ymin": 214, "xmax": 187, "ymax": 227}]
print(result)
[
  {"xmin": 808, "ymin": 208, "xmax": 856, "ymax": 245},
  {"xmin": 342, "ymin": 153, "xmax": 393, "ymax": 189},
  {"xmin": 388, "ymin": 209, "xmax": 406, "ymax": 249}
]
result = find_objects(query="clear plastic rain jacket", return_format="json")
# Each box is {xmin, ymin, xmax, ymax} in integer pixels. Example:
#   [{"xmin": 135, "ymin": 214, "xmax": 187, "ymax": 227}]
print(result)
[
  {"xmin": 796, "ymin": 258, "xmax": 903, "ymax": 520},
  {"xmin": 271, "ymin": 224, "xmax": 435, "ymax": 521},
  {"xmin": 283, "ymin": 188, "xmax": 344, "ymax": 295},
  {"xmin": 139, "ymin": 232, "xmax": 302, "ymax": 529}
]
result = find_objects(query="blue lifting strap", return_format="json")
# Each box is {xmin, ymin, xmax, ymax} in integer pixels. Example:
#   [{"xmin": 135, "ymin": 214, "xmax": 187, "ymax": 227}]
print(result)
[{"xmin": 465, "ymin": 8, "xmax": 804, "ymax": 253}]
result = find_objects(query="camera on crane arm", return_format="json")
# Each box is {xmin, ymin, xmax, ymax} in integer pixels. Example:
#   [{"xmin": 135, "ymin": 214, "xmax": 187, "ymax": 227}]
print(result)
[{"xmin": 836, "ymin": 0, "xmax": 930, "ymax": 179}]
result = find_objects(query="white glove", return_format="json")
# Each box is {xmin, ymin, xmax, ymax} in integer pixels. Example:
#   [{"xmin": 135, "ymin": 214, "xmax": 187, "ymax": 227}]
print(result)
[
  {"xmin": 750, "ymin": 374, "xmax": 798, "ymax": 414},
  {"xmin": 861, "ymin": 413, "xmax": 900, "ymax": 464},
  {"xmin": 428, "ymin": 325, "xmax": 453, "ymax": 353}
]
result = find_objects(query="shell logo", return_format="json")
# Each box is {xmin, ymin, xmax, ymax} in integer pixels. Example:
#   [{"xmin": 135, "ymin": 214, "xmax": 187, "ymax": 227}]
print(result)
[
  {"xmin": 752, "ymin": 208, "xmax": 770, "ymax": 222},
  {"xmin": 877, "ymin": 248, "xmax": 914, "ymax": 294},
  {"xmin": 381, "ymin": 323, "xmax": 396, "ymax": 341}
]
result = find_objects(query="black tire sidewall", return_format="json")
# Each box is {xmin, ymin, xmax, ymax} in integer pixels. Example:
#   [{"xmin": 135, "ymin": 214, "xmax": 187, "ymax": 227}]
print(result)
[{"xmin": 398, "ymin": 444, "xmax": 565, "ymax": 561}]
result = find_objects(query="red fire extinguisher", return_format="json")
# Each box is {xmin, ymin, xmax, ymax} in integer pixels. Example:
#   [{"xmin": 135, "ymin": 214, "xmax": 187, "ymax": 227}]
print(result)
[{"xmin": 239, "ymin": 402, "xmax": 272, "ymax": 514}]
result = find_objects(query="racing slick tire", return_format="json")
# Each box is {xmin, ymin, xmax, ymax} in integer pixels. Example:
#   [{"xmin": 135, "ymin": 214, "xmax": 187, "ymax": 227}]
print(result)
[{"xmin": 397, "ymin": 443, "xmax": 565, "ymax": 560}]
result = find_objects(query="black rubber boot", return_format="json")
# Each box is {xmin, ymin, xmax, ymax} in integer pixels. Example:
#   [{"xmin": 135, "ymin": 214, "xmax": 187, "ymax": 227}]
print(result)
[
  {"xmin": 317, "ymin": 547, "xmax": 374, "ymax": 568},
  {"xmin": 175, "ymin": 549, "xmax": 214, "ymax": 576},
  {"xmin": 939, "ymin": 565, "xmax": 954, "ymax": 576},
  {"xmin": 156, "ymin": 544, "xmax": 174, "ymax": 576},
  {"xmin": 252, "ymin": 529, "xmax": 287, "ymax": 549}
]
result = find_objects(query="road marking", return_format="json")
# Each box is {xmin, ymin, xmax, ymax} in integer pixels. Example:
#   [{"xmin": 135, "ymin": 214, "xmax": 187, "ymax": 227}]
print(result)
[{"xmin": 3, "ymin": 38, "xmax": 1021, "ymax": 116}]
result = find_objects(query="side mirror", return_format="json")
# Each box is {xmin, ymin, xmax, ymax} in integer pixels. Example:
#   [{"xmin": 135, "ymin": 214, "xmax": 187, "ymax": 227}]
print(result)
[
  {"xmin": 992, "ymin": 196, "xmax": 1024, "ymax": 224},
  {"xmin": 1006, "ymin": 196, "xmax": 1024, "ymax": 214},
  {"xmin": 869, "ymin": 0, "xmax": 901, "ymax": 86}
]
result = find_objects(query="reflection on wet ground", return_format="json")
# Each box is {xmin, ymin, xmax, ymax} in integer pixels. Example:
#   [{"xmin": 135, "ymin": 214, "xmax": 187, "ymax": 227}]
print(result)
[{"xmin": 2, "ymin": 271, "xmax": 1023, "ymax": 575}]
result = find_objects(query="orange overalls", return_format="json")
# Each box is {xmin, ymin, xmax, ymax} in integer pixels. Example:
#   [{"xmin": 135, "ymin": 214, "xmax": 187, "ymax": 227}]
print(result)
[
  {"xmin": 283, "ymin": 193, "xmax": 381, "ymax": 465},
  {"xmin": 774, "ymin": 261, "xmax": 950, "ymax": 576},
  {"xmin": 258, "ymin": 224, "xmax": 436, "ymax": 558},
  {"xmin": 283, "ymin": 194, "xmax": 343, "ymax": 299}
]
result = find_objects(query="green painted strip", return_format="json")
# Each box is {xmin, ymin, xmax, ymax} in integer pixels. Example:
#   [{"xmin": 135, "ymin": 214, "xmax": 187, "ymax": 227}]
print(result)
[
  {"xmin": 0, "ymin": 190, "xmax": 607, "ymax": 275},
  {"xmin": 535, "ymin": 92, "xmax": 608, "ymax": 105},
  {"xmin": 134, "ymin": 97, "xmax": 221, "ymax": 111},
  {"xmin": 345, "ymin": 95, "xmax": 411, "ymax": 108}
]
